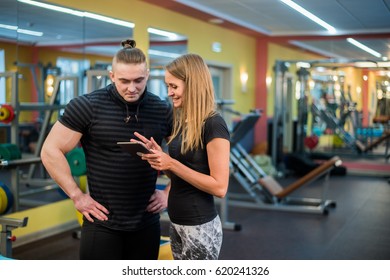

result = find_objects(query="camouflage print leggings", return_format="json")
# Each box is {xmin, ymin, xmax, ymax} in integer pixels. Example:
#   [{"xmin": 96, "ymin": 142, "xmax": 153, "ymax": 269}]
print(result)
[{"xmin": 169, "ymin": 215, "xmax": 223, "ymax": 260}]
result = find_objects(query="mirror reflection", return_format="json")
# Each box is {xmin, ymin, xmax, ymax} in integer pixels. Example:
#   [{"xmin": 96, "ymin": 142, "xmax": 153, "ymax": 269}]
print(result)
[{"xmin": 0, "ymin": 0, "xmax": 186, "ymax": 212}]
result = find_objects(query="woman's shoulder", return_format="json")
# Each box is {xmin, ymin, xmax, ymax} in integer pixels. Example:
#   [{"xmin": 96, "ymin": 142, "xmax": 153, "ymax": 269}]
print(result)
[
  {"xmin": 204, "ymin": 112, "xmax": 230, "ymax": 139},
  {"xmin": 205, "ymin": 111, "xmax": 226, "ymax": 125}
]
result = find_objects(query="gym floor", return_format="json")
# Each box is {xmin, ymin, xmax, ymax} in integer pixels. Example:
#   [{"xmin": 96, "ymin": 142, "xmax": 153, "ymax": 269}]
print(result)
[{"xmin": 12, "ymin": 166, "xmax": 390, "ymax": 260}]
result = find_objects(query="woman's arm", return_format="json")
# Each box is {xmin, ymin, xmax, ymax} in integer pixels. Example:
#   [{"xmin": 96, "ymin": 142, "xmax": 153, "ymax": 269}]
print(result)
[{"xmin": 143, "ymin": 137, "xmax": 230, "ymax": 198}]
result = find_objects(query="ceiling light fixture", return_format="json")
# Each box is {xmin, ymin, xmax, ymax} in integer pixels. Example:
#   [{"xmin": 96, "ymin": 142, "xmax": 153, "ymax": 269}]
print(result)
[
  {"xmin": 17, "ymin": 28, "xmax": 43, "ymax": 36},
  {"xmin": 0, "ymin": 23, "xmax": 43, "ymax": 37},
  {"xmin": 147, "ymin": 28, "xmax": 178, "ymax": 40},
  {"xmin": 18, "ymin": 0, "xmax": 134, "ymax": 28},
  {"xmin": 18, "ymin": 0, "xmax": 179, "ymax": 39},
  {"xmin": 346, "ymin": 38, "xmax": 382, "ymax": 58},
  {"xmin": 209, "ymin": 18, "xmax": 224, "ymax": 24},
  {"xmin": 18, "ymin": 0, "xmax": 83, "ymax": 16},
  {"xmin": 279, "ymin": 0, "xmax": 337, "ymax": 34}
]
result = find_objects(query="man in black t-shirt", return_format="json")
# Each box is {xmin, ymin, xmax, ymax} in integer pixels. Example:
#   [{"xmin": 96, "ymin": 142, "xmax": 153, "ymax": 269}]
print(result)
[{"xmin": 41, "ymin": 40, "xmax": 172, "ymax": 260}]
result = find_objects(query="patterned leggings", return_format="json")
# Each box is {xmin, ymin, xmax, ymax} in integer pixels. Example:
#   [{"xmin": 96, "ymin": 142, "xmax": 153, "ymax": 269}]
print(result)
[{"xmin": 169, "ymin": 215, "xmax": 223, "ymax": 260}]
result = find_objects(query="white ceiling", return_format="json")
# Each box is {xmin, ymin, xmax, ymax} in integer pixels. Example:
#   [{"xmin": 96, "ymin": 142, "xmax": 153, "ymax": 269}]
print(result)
[
  {"xmin": 1, "ymin": 0, "xmax": 389, "ymax": 63},
  {"xmin": 177, "ymin": 0, "xmax": 390, "ymax": 35},
  {"xmin": 170, "ymin": 0, "xmax": 390, "ymax": 61}
]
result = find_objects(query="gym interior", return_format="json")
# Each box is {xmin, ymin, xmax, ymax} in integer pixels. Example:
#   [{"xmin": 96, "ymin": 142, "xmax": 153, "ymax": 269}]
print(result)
[{"xmin": 1, "ymin": 0, "xmax": 389, "ymax": 261}]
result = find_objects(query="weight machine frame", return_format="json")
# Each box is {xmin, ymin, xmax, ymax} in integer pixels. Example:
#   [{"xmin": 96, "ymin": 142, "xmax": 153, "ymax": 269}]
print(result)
[
  {"xmin": 0, "ymin": 216, "xmax": 28, "ymax": 258},
  {"xmin": 226, "ymin": 111, "xmax": 339, "ymax": 217},
  {"xmin": 1, "ymin": 71, "xmax": 78, "ymax": 211}
]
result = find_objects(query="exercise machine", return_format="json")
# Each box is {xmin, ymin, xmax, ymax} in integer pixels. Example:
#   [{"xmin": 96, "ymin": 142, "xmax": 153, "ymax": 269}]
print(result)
[
  {"xmin": 0, "ymin": 216, "xmax": 28, "ymax": 258},
  {"xmin": 355, "ymin": 130, "xmax": 390, "ymax": 158},
  {"xmin": 227, "ymin": 111, "xmax": 340, "ymax": 215},
  {"xmin": 0, "ymin": 70, "xmax": 79, "ymax": 211},
  {"xmin": 311, "ymin": 101, "xmax": 363, "ymax": 152}
]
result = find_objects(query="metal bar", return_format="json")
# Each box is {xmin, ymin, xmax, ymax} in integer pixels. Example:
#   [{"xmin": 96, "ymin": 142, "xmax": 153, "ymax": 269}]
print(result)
[
  {"xmin": 0, "ymin": 217, "xmax": 28, "ymax": 258},
  {"xmin": 1, "ymin": 157, "xmax": 41, "ymax": 168},
  {"xmin": 27, "ymin": 76, "xmax": 78, "ymax": 179},
  {"xmin": 19, "ymin": 103, "xmax": 67, "ymax": 111}
]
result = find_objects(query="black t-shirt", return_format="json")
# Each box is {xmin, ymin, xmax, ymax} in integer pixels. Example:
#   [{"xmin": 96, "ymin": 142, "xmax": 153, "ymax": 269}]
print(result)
[
  {"xmin": 167, "ymin": 113, "xmax": 230, "ymax": 225},
  {"xmin": 59, "ymin": 84, "xmax": 172, "ymax": 231}
]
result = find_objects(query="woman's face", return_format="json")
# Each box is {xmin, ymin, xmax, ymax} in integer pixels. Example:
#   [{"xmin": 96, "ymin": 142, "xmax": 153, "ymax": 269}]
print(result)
[{"xmin": 165, "ymin": 71, "xmax": 185, "ymax": 108}]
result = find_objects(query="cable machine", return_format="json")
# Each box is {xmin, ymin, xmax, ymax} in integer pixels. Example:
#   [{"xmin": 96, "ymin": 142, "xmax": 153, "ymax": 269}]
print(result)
[{"xmin": 272, "ymin": 59, "xmax": 390, "ymax": 162}]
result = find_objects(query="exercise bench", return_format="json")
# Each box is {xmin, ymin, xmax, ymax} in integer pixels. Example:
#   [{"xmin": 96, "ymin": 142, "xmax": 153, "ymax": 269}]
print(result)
[
  {"xmin": 259, "ymin": 156, "xmax": 341, "ymax": 214},
  {"xmin": 355, "ymin": 131, "xmax": 390, "ymax": 158}
]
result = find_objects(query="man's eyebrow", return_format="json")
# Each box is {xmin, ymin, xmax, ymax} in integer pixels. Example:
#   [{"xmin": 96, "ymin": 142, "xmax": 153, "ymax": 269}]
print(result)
[{"xmin": 118, "ymin": 76, "xmax": 145, "ymax": 81}]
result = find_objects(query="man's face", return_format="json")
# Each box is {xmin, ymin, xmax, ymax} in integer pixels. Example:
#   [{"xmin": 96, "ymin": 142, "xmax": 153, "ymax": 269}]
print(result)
[{"xmin": 110, "ymin": 62, "xmax": 149, "ymax": 103}]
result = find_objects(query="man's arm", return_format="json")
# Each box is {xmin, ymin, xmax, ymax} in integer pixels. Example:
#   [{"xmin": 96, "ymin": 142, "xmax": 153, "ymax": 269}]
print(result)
[
  {"xmin": 41, "ymin": 121, "xmax": 83, "ymax": 199},
  {"xmin": 41, "ymin": 121, "xmax": 109, "ymax": 222}
]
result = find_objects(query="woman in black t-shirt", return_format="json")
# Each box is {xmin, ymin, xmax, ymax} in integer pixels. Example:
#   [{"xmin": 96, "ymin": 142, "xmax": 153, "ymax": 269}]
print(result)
[{"xmin": 135, "ymin": 53, "xmax": 230, "ymax": 260}]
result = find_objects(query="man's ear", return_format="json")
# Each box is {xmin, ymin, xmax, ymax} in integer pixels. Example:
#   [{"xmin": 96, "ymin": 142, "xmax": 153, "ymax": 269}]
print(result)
[{"xmin": 109, "ymin": 70, "xmax": 114, "ymax": 82}]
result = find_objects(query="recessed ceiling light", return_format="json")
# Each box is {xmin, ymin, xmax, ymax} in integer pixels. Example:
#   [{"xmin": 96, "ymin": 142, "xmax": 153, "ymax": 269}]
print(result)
[
  {"xmin": 280, "ymin": 0, "xmax": 336, "ymax": 34},
  {"xmin": 209, "ymin": 18, "xmax": 224, "ymax": 24},
  {"xmin": 346, "ymin": 38, "xmax": 381, "ymax": 58}
]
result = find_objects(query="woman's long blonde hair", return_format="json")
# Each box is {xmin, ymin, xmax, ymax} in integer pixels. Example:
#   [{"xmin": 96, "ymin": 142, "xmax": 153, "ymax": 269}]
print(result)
[{"xmin": 166, "ymin": 54, "xmax": 216, "ymax": 154}]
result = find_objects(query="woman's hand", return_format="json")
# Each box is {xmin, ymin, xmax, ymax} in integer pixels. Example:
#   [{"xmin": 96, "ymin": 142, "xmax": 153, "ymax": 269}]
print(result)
[
  {"xmin": 133, "ymin": 132, "xmax": 162, "ymax": 152},
  {"xmin": 133, "ymin": 131, "xmax": 172, "ymax": 170},
  {"xmin": 140, "ymin": 149, "xmax": 172, "ymax": 171}
]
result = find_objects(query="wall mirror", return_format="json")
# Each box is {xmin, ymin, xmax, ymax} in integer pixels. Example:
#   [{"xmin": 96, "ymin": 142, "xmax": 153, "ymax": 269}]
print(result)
[{"xmin": 0, "ymin": 0, "xmax": 186, "ymax": 212}]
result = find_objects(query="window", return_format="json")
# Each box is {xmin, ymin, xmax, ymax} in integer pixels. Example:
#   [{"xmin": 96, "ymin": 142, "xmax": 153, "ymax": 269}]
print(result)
[{"xmin": 56, "ymin": 58, "xmax": 90, "ymax": 110}]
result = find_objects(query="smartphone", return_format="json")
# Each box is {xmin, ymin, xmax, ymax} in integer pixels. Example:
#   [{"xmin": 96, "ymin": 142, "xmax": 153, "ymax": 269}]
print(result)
[{"xmin": 117, "ymin": 141, "xmax": 152, "ymax": 156}]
